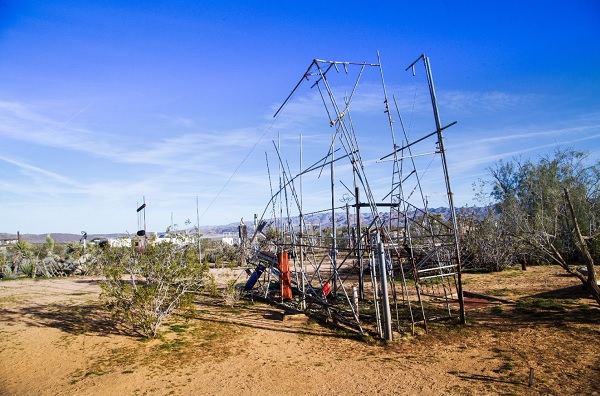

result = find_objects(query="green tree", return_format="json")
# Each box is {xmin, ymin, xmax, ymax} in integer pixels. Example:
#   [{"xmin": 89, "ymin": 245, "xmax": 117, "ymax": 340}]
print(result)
[
  {"xmin": 45, "ymin": 234, "xmax": 55, "ymax": 254},
  {"xmin": 98, "ymin": 242, "xmax": 208, "ymax": 338},
  {"xmin": 489, "ymin": 148, "xmax": 600, "ymax": 304}
]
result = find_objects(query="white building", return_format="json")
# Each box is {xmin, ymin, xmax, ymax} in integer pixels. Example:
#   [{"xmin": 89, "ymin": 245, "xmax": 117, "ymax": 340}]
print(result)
[{"xmin": 221, "ymin": 232, "xmax": 241, "ymax": 246}]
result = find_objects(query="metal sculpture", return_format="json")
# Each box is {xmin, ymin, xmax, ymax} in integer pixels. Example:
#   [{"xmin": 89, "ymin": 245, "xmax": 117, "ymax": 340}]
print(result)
[{"xmin": 242, "ymin": 54, "xmax": 465, "ymax": 339}]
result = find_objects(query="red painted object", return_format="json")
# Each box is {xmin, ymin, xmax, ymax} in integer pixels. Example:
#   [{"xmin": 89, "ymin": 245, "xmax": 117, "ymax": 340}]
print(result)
[{"xmin": 277, "ymin": 251, "xmax": 293, "ymax": 300}]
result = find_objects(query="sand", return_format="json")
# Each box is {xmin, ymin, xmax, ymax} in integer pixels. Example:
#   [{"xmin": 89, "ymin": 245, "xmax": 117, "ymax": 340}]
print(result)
[{"xmin": 0, "ymin": 266, "xmax": 599, "ymax": 395}]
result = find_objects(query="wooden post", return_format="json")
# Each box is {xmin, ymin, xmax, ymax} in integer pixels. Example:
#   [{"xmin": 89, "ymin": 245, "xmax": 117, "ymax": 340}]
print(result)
[{"xmin": 528, "ymin": 367, "xmax": 534, "ymax": 386}]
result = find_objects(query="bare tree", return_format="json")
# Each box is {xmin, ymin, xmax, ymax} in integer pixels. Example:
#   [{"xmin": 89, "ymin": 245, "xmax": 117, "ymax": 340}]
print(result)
[
  {"xmin": 564, "ymin": 188, "xmax": 600, "ymax": 305},
  {"xmin": 459, "ymin": 205, "xmax": 521, "ymax": 272},
  {"xmin": 489, "ymin": 148, "xmax": 600, "ymax": 305}
]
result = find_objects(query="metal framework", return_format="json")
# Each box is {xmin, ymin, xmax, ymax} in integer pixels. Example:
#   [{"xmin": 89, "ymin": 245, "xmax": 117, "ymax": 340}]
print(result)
[{"xmin": 240, "ymin": 54, "xmax": 465, "ymax": 339}]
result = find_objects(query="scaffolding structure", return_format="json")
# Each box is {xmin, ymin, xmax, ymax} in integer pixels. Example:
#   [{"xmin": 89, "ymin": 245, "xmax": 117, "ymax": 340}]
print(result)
[{"xmin": 241, "ymin": 54, "xmax": 465, "ymax": 339}]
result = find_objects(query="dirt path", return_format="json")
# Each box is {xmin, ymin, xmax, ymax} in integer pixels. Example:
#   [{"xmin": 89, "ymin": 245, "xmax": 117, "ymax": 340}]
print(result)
[{"xmin": 0, "ymin": 266, "xmax": 599, "ymax": 395}]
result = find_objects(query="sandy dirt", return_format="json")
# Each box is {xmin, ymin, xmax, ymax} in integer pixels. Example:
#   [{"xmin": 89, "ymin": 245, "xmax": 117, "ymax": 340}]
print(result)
[{"xmin": 0, "ymin": 266, "xmax": 599, "ymax": 395}]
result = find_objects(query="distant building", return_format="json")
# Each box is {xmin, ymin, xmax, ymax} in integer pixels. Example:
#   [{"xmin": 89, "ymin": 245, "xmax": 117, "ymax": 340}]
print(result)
[
  {"xmin": 131, "ymin": 235, "xmax": 147, "ymax": 250},
  {"xmin": 221, "ymin": 232, "xmax": 241, "ymax": 246},
  {"xmin": 153, "ymin": 232, "xmax": 193, "ymax": 246},
  {"xmin": 108, "ymin": 237, "xmax": 132, "ymax": 248},
  {"xmin": 0, "ymin": 237, "xmax": 18, "ymax": 254},
  {"xmin": 0, "ymin": 238, "xmax": 18, "ymax": 246}
]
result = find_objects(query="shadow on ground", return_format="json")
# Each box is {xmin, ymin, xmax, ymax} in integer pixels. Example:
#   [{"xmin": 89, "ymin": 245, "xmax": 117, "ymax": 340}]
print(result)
[
  {"xmin": 195, "ymin": 296, "xmax": 365, "ymax": 340},
  {"xmin": 529, "ymin": 283, "xmax": 593, "ymax": 300},
  {"xmin": 0, "ymin": 302, "xmax": 130, "ymax": 336},
  {"xmin": 464, "ymin": 286, "xmax": 600, "ymax": 338}
]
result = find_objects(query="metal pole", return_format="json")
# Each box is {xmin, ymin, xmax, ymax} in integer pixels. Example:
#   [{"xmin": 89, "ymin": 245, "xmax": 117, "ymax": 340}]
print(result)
[
  {"xmin": 143, "ymin": 196, "xmax": 147, "ymax": 248},
  {"xmin": 355, "ymin": 186, "xmax": 364, "ymax": 300},
  {"xmin": 369, "ymin": 238, "xmax": 382, "ymax": 337},
  {"xmin": 352, "ymin": 285, "xmax": 359, "ymax": 317},
  {"xmin": 423, "ymin": 55, "xmax": 466, "ymax": 325},
  {"xmin": 331, "ymin": 137, "xmax": 338, "ymax": 294},
  {"xmin": 345, "ymin": 203, "xmax": 350, "ymax": 236},
  {"xmin": 300, "ymin": 134, "xmax": 306, "ymax": 310},
  {"xmin": 196, "ymin": 196, "xmax": 202, "ymax": 262},
  {"xmin": 377, "ymin": 231, "xmax": 393, "ymax": 341},
  {"xmin": 278, "ymin": 131, "xmax": 282, "ymax": 242}
]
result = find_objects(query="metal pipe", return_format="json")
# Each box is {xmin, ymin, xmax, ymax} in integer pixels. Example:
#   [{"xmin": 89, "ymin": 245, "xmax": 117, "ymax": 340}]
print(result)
[
  {"xmin": 143, "ymin": 196, "xmax": 147, "ymax": 247},
  {"xmin": 369, "ymin": 242, "xmax": 382, "ymax": 337},
  {"xmin": 379, "ymin": 122, "xmax": 456, "ymax": 161},
  {"xmin": 355, "ymin": 185, "xmax": 364, "ymax": 300},
  {"xmin": 377, "ymin": 231, "xmax": 393, "ymax": 341},
  {"xmin": 422, "ymin": 55, "xmax": 466, "ymax": 325},
  {"xmin": 300, "ymin": 134, "xmax": 306, "ymax": 310},
  {"xmin": 331, "ymin": 137, "xmax": 338, "ymax": 294},
  {"xmin": 273, "ymin": 59, "xmax": 318, "ymax": 118},
  {"xmin": 196, "ymin": 196, "xmax": 201, "ymax": 261}
]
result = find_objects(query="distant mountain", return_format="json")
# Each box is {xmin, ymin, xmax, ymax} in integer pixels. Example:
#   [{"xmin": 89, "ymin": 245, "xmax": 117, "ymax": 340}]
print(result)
[
  {"xmin": 0, "ymin": 233, "xmax": 128, "ymax": 244},
  {"xmin": 2, "ymin": 207, "xmax": 487, "ymax": 243},
  {"xmin": 207, "ymin": 206, "xmax": 459, "ymax": 234}
]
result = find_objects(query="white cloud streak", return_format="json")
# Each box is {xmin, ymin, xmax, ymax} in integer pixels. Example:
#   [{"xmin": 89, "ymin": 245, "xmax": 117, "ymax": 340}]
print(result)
[{"xmin": 1, "ymin": 81, "xmax": 598, "ymax": 232}]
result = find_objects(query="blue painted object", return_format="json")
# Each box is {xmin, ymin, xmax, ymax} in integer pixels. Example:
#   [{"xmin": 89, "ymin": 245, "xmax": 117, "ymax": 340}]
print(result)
[{"xmin": 244, "ymin": 264, "xmax": 266, "ymax": 291}]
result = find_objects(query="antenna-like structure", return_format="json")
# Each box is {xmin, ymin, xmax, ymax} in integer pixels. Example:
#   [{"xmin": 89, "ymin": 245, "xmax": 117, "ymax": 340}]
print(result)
[
  {"xmin": 242, "ymin": 55, "xmax": 465, "ymax": 339},
  {"xmin": 135, "ymin": 197, "xmax": 147, "ymax": 250}
]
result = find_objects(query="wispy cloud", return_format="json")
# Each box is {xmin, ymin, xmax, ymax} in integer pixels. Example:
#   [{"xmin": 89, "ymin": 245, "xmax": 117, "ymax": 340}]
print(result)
[
  {"xmin": 439, "ymin": 90, "xmax": 540, "ymax": 113},
  {"xmin": 0, "ymin": 100, "xmax": 274, "ymax": 170},
  {"xmin": 475, "ymin": 124, "xmax": 600, "ymax": 144},
  {"xmin": 1, "ymin": 80, "xmax": 597, "ymax": 232},
  {"xmin": 0, "ymin": 155, "xmax": 82, "ymax": 187}
]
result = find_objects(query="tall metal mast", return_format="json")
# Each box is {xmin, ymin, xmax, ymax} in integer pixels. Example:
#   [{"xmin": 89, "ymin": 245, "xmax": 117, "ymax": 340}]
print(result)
[
  {"xmin": 419, "ymin": 54, "xmax": 465, "ymax": 324},
  {"xmin": 241, "ymin": 55, "xmax": 465, "ymax": 338}
]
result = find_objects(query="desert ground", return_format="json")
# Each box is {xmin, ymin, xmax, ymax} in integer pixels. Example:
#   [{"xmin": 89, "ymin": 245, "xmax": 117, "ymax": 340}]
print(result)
[{"xmin": 0, "ymin": 265, "xmax": 598, "ymax": 395}]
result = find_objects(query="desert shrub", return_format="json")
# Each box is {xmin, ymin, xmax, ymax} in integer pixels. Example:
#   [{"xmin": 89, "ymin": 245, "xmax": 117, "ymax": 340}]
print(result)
[
  {"xmin": 30, "ymin": 243, "xmax": 49, "ymax": 259},
  {"xmin": 222, "ymin": 278, "xmax": 242, "ymax": 307},
  {"xmin": 0, "ymin": 255, "xmax": 9, "ymax": 279},
  {"xmin": 65, "ymin": 242, "xmax": 84, "ymax": 258},
  {"xmin": 202, "ymin": 240, "xmax": 238, "ymax": 266},
  {"xmin": 12, "ymin": 241, "xmax": 31, "ymax": 256},
  {"xmin": 458, "ymin": 206, "xmax": 521, "ymax": 272},
  {"xmin": 20, "ymin": 260, "xmax": 37, "ymax": 278},
  {"xmin": 98, "ymin": 242, "xmax": 209, "ymax": 338},
  {"xmin": 45, "ymin": 234, "xmax": 55, "ymax": 253},
  {"xmin": 7, "ymin": 241, "xmax": 34, "ymax": 276},
  {"xmin": 0, "ymin": 254, "xmax": 19, "ymax": 279},
  {"xmin": 205, "ymin": 274, "xmax": 219, "ymax": 297},
  {"xmin": 225, "ymin": 259, "xmax": 239, "ymax": 269}
]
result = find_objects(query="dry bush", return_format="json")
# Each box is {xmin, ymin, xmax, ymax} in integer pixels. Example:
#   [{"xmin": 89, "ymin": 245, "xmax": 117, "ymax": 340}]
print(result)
[{"xmin": 98, "ymin": 242, "xmax": 209, "ymax": 338}]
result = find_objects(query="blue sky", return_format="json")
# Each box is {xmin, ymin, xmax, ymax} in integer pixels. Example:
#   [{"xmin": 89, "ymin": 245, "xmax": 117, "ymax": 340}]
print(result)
[{"xmin": 0, "ymin": 1, "xmax": 599, "ymax": 234}]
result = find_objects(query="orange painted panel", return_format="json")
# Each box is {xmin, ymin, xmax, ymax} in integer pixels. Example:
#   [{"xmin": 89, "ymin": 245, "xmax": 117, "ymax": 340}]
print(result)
[{"xmin": 278, "ymin": 251, "xmax": 293, "ymax": 300}]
